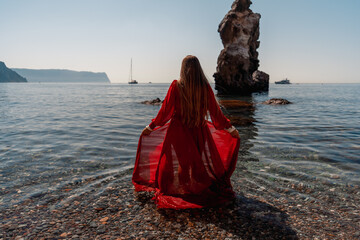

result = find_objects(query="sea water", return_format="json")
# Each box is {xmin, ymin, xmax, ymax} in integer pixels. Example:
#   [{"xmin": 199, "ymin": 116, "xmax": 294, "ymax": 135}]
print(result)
[{"xmin": 0, "ymin": 82, "xmax": 359, "ymax": 209}]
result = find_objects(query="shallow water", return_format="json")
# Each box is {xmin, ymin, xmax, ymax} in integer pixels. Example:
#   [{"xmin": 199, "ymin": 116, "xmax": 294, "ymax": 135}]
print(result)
[
  {"xmin": 0, "ymin": 82, "xmax": 359, "ymax": 209},
  {"xmin": 247, "ymin": 84, "xmax": 360, "ymax": 188}
]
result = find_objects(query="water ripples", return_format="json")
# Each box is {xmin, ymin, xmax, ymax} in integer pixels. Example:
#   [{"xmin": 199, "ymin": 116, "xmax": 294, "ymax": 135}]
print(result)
[
  {"xmin": 1, "ymin": 82, "xmax": 360, "ymax": 209},
  {"xmin": 0, "ymin": 83, "xmax": 163, "ymax": 207}
]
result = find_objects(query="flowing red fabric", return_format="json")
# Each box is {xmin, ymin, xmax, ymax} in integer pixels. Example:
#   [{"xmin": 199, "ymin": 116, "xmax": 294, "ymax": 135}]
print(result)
[{"xmin": 132, "ymin": 80, "xmax": 240, "ymax": 209}]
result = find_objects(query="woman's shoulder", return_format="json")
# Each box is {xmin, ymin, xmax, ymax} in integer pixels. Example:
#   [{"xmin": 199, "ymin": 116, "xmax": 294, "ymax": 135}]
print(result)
[
  {"xmin": 165, "ymin": 80, "xmax": 179, "ymax": 95},
  {"xmin": 170, "ymin": 80, "xmax": 179, "ymax": 89}
]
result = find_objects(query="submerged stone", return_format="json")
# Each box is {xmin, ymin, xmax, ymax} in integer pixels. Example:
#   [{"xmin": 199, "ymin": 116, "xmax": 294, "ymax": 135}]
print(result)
[
  {"xmin": 262, "ymin": 98, "xmax": 292, "ymax": 105},
  {"xmin": 141, "ymin": 98, "xmax": 163, "ymax": 105},
  {"xmin": 219, "ymin": 100, "xmax": 254, "ymax": 110}
]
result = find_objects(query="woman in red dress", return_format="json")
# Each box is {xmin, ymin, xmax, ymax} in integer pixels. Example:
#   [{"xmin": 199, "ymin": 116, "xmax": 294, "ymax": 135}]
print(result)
[{"xmin": 132, "ymin": 55, "xmax": 240, "ymax": 209}]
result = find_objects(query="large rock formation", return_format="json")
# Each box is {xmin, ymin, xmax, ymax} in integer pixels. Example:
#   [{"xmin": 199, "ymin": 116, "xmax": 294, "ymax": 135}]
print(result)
[
  {"xmin": 0, "ymin": 61, "xmax": 27, "ymax": 83},
  {"xmin": 12, "ymin": 68, "xmax": 110, "ymax": 83},
  {"xmin": 214, "ymin": 0, "xmax": 269, "ymax": 95}
]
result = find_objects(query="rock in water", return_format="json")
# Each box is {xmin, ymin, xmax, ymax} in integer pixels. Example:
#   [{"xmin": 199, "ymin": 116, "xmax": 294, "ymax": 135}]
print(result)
[
  {"xmin": 262, "ymin": 98, "xmax": 292, "ymax": 105},
  {"xmin": 141, "ymin": 98, "xmax": 163, "ymax": 105},
  {"xmin": 0, "ymin": 61, "xmax": 27, "ymax": 83},
  {"xmin": 252, "ymin": 70, "xmax": 269, "ymax": 91},
  {"xmin": 214, "ymin": 0, "xmax": 269, "ymax": 95}
]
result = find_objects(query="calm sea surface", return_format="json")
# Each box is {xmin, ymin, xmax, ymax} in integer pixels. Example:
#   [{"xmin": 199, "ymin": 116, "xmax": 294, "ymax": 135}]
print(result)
[{"xmin": 0, "ymin": 82, "xmax": 359, "ymax": 209}]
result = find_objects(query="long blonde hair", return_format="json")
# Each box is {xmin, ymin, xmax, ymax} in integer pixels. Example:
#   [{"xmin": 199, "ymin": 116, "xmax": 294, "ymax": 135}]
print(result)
[{"xmin": 177, "ymin": 55, "xmax": 209, "ymax": 128}]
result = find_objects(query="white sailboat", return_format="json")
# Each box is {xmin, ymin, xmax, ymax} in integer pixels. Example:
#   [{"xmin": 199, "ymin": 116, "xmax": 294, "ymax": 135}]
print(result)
[{"xmin": 128, "ymin": 58, "xmax": 138, "ymax": 84}]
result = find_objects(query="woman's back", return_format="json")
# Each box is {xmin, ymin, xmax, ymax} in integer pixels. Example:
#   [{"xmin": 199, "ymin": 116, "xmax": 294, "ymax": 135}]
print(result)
[{"xmin": 177, "ymin": 55, "xmax": 210, "ymax": 128}]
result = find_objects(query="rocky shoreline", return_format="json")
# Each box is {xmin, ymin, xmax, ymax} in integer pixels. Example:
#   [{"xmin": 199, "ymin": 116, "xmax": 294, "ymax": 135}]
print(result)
[{"xmin": 1, "ymin": 161, "xmax": 359, "ymax": 239}]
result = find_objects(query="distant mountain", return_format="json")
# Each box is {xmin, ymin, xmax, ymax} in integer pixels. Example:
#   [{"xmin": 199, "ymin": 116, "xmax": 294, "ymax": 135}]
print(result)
[
  {"xmin": 0, "ymin": 61, "xmax": 27, "ymax": 83},
  {"xmin": 12, "ymin": 68, "xmax": 110, "ymax": 83}
]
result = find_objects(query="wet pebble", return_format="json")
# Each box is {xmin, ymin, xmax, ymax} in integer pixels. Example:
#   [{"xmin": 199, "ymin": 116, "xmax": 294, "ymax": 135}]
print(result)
[{"xmin": 0, "ymin": 175, "xmax": 358, "ymax": 239}]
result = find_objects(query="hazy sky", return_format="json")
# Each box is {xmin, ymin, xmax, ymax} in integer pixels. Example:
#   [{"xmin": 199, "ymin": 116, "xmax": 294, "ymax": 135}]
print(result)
[{"xmin": 1, "ymin": 0, "xmax": 359, "ymax": 83}]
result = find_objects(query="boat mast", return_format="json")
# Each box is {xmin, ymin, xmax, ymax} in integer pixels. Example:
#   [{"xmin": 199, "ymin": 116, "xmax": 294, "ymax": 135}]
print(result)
[{"xmin": 130, "ymin": 58, "xmax": 132, "ymax": 82}]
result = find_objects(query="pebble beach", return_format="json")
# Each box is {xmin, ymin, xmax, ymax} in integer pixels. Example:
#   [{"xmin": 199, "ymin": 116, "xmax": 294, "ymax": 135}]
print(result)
[{"xmin": 1, "ymin": 160, "xmax": 359, "ymax": 239}]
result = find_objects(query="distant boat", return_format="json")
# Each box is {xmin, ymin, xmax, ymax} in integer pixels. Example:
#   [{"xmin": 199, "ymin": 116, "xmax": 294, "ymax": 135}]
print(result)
[
  {"xmin": 275, "ymin": 78, "xmax": 291, "ymax": 84},
  {"xmin": 128, "ymin": 58, "xmax": 138, "ymax": 84}
]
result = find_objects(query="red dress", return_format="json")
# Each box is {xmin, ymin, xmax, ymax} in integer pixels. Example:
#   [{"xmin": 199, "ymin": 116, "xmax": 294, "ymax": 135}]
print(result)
[{"xmin": 132, "ymin": 80, "xmax": 240, "ymax": 209}]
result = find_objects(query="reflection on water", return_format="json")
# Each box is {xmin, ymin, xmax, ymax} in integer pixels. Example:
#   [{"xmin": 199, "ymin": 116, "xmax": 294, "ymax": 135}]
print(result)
[
  {"xmin": 218, "ymin": 95, "xmax": 259, "ymax": 162},
  {"xmin": 218, "ymin": 84, "xmax": 360, "ymax": 205},
  {"xmin": 0, "ymin": 83, "xmax": 359, "ymax": 209}
]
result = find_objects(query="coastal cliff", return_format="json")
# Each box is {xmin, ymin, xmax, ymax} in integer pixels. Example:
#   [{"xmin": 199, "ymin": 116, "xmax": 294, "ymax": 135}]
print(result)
[
  {"xmin": 214, "ymin": 0, "xmax": 269, "ymax": 95},
  {"xmin": 0, "ymin": 61, "xmax": 27, "ymax": 83},
  {"xmin": 12, "ymin": 68, "xmax": 110, "ymax": 83}
]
